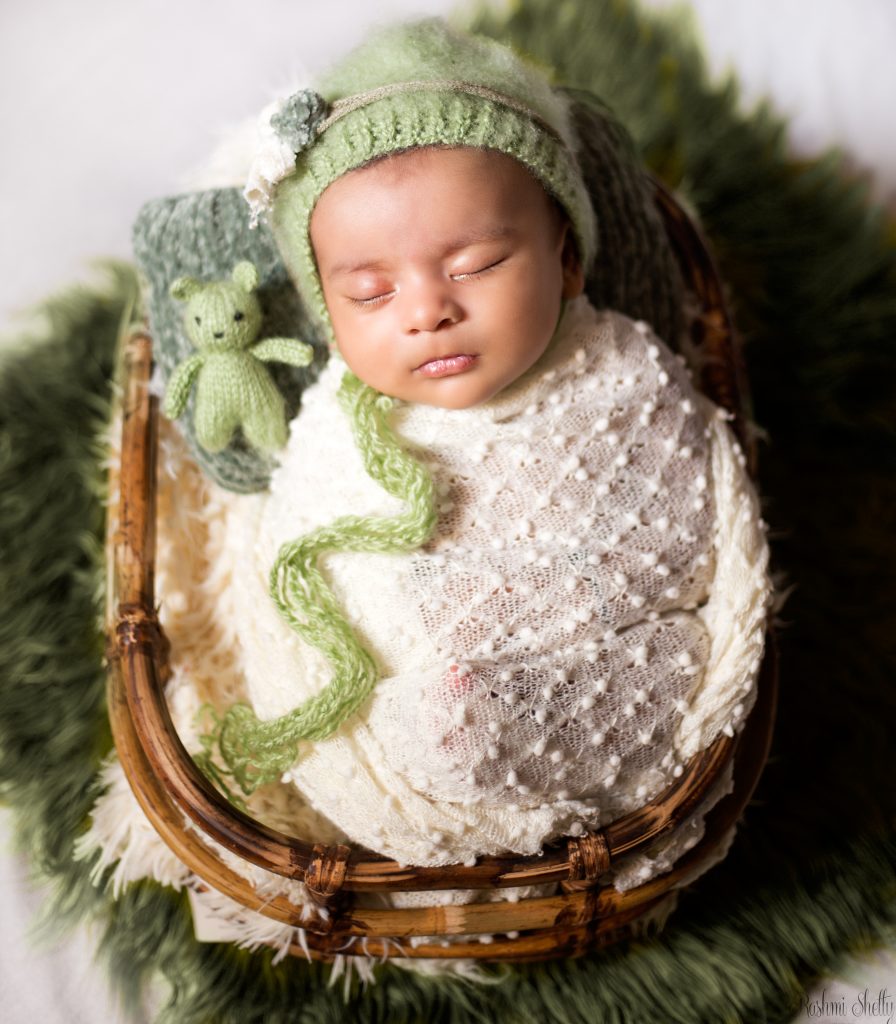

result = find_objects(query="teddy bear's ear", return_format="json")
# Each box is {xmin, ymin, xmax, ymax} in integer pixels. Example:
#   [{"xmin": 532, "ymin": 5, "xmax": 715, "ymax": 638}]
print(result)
[
  {"xmin": 170, "ymin": 276, "xmax": 201, "ymax": 302},
  {"xmin": 232, "ymin": 260, "xmax": 260, "ymax": 294}
]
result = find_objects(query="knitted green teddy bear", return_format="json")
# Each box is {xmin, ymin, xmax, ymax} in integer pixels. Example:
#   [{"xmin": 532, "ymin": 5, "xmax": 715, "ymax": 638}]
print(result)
[{"xmin": 163, "ymin": 260, "xmax": 313, "ymax": 454}]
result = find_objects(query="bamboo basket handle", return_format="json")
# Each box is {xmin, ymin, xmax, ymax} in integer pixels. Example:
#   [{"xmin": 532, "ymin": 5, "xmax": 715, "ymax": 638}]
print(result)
[{"xmin": 107, "ymin": 613, "xmax": 776, "ymax": 952}]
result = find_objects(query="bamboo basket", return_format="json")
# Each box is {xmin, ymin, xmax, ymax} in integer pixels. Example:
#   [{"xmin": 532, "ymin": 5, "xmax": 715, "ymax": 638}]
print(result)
[{"xmin": 105, "ymin": 180, "xmax": 778, "ymax": 962}]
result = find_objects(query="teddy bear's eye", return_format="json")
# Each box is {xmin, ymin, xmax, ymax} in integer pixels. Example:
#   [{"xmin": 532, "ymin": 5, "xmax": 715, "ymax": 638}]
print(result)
[
  {"xmin": 234, "ymin": 311, "xmax": 244, "ymax": 322},
  {"xmin": 194, "ymin": 316, "xmax": 201, "ymax": 325}
]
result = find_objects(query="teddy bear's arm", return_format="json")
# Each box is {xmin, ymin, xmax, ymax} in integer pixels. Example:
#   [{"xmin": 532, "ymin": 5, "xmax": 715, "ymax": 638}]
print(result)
[
  {"xmin": 250, "ymin": 337, "xmax": 314, "ymax": 367},
  {"xmin": 162, "ymin": 353, "xmax": 204, "ymax": 420}
]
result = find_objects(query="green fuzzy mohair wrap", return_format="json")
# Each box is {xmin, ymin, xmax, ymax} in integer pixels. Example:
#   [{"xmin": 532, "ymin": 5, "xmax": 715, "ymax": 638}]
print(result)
[
  {"xmin": 269, "ymin": 17, "xmax": 598, "ymax": 344},
  {"xmin": 3, "ymin": 1, "xmax": 896, "ymax": 1021},
  {"xmin": 200, "ymin": 371, "xmax": 437, "ymax": 794}
]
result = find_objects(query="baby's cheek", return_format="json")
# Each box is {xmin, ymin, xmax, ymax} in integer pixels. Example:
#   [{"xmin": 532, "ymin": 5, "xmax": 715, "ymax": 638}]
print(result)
[{"xmin": 330, "ymin": 329, "xmax": 374, "ymax": 383}]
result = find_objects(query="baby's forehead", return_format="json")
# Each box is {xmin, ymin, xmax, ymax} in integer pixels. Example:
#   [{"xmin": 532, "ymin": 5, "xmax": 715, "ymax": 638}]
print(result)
[
  {"xmin": 361, "ymin": 145, "xmax": 556, "ymax": 206},
  {"xmin": 366, "ymin": 144, "xmax": 512, "ymax": 176},
  {"xmin": 311, "ymin": 146, "xmax": 564, "ymax": 260}
]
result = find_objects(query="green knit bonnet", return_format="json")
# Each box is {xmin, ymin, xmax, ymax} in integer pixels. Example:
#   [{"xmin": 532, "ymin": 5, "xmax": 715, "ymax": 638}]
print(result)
[{"xmin": 249, "ymin": 17, "xmax": 598, "ymax": 344}]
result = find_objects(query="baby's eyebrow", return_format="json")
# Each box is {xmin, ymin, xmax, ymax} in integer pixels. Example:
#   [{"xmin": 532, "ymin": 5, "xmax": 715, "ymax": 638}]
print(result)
[
  {"xmin": 327, "ymin": 225, "xmax": 514, "ymax": 278},
  {"xmin": 440, "ymin": 225, "xmax": 515, "ymax": 254}
]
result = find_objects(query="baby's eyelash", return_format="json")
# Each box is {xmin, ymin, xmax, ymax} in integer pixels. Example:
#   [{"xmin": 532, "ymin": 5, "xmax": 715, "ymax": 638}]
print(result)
[
  {"xmin": 452, "ymin": 259, "xmax": 504, "ymax": 281},
  {"xmin": 348, "ymin": 292, "xmax": 393, "ymax": 307}
]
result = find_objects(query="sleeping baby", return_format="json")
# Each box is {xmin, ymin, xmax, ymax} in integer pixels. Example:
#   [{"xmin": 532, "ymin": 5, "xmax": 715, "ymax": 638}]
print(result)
[{"xmin": 186, "ymin": 18, "xmax": 770, "ymax": 869}]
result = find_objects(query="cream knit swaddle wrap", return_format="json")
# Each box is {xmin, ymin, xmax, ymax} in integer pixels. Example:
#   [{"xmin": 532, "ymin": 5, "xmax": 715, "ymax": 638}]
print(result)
[{"xmin": 226, "ymin": 295, "xmax": 770, "ymax": 866}]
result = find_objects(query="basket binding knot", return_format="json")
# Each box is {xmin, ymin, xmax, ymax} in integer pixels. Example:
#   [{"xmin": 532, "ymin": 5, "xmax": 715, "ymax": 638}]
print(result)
[
  {"xmin": 113, "ymin": 604, "xmax": 170, "ymax": 669},
  {"xmin": 563, "ymin": 832, "xmax": 612, "ymax": 892},
  {"xmin": 305, "ymin": 843, "xmax": 351, "ymax": 909}
]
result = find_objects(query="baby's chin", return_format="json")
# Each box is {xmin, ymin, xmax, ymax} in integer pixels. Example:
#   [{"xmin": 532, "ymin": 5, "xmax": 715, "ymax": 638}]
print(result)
[
  {"xmin": 337, "ymin": 350, "xmax": 517, "ymax": 409},
  {"xmin": 333, "ymin": 372, "xmax": 494, "ymax": 409},
  {"xmin": 410, "ymin": 388, "xmax": 495, "ymax": 411},
  {"xmin": 384, "ymin": 363, "xmax": 525, "ymax": 409},
  {"xmin": 394, "ymin": 377, "xmax": 505, "ymax": 410}
]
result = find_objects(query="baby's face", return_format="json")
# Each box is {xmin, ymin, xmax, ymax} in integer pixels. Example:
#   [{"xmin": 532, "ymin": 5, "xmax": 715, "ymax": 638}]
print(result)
[{"xmin": 310, "ymin": 147, "xmax": 583, "ymax": 409}]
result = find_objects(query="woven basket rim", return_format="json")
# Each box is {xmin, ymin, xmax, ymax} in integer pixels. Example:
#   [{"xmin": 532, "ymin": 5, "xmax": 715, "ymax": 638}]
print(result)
[{"xmin": 105, "ymin": 179, "xmax": 777, "ymax": 958}]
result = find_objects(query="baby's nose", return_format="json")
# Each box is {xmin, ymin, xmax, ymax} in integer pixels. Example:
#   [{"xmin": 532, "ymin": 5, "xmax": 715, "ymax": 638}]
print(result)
[{"xmin": 403, "ymin": 282, "xmax": 462, "ymax": 334}]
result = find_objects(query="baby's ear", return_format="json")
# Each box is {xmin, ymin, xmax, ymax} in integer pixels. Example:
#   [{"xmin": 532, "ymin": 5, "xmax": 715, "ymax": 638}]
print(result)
[
  {"xmin": 560, "ymin": 225, "xmax": 585, "ymax": 300},
  {"xmin": 170, "ymin": 276, "xmax": 202, "ymax": 302},
  {"xmin": 232, "ymin": 260, "xmax": 259, "ymax": 294}
]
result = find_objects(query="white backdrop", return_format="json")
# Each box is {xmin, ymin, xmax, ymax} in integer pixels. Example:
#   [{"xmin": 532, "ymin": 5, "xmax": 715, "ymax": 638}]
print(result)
[{"xmin": 1, "ymin": 1, "xmax": 894, "ymax": 1021}]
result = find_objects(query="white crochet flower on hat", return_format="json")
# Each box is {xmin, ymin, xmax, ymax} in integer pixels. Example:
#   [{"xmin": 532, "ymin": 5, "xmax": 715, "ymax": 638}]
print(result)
[{"xmin": 244, "ymin": 89, "xmax": 327, "ymax": 227}]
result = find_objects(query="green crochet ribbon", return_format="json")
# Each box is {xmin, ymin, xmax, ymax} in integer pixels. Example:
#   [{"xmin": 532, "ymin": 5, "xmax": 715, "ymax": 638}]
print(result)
[{"xmin": 198, "ymin": 370, "xmax": 437, "ymax": 795}]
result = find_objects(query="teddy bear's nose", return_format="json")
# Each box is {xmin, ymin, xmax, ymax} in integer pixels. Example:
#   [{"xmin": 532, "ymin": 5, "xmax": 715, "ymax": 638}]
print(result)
[{"xmin": 213, "ymin": 331, "xmax": 224, "ymax": 339}]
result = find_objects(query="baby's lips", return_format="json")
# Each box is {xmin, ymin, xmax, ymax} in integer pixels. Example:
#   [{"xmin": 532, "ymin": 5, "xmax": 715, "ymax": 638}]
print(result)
[{"xmin": 414, "ymin": 354, "xmax": 478, "ymax": 378}]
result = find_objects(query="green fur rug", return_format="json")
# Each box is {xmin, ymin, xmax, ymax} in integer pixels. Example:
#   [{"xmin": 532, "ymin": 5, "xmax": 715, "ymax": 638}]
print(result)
[{"xmin": 2, "ymin": 0, "xmax": 895, "ymax": 1021}]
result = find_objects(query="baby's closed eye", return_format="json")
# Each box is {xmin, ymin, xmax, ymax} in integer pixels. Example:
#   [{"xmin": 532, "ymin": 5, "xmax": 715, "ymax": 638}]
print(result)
[
  {"xmin": 347, "ymin": 290, "xmax": 394, "ymax": 308},
  {"xmin": 450, "ymin": 256, "xmax": 507, "ymax": 281}
]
